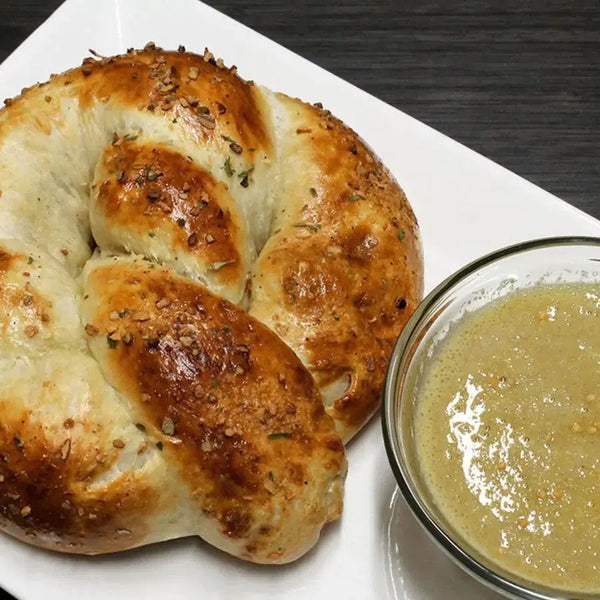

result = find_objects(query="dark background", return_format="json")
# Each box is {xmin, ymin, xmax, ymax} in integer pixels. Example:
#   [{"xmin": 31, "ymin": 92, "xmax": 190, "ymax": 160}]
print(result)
[
  {"xmin": 0, "ymin": 0, "xmax": 598, "ymax": 219},
  {"xmin": 0, "ymin": 1, "xmax": 597, "ymax": 597}
]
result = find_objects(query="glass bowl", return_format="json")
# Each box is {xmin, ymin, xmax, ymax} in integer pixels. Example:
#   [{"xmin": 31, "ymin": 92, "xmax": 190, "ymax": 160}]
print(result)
[{"xmin": 382, "ymin": 236, "xmax": 600, "ymax": 600}]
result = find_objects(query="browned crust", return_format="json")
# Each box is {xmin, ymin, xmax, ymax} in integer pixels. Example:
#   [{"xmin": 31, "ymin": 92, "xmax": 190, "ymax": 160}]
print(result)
[
  {"xmin": 83, "ymin": 260, "xmax": 346, "ymax": 559},
  {"xmin": 0, "ymin": 402, "xmax": 158, "ymax": 554},
  {"xmin": 2, "ymin": 46, "xmax": 271, "ymax": 159},
  {"xmin": 0, "ymin": 248, "xmax": 52, "ymax": 337},
  {"xmin": 253, "ymin": 99, "xmax": 423, "ymax": 437},
  {"xmin": 0, "ymin": 248, "xmax": 17, "ymax": 273},
  {"xmin": 95, "ymin": 141, "xmax": 244, "ymax": 288}
]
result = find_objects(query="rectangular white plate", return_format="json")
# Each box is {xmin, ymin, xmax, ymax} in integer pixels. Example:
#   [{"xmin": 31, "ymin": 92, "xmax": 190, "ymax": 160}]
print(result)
[{"xmin": 0, "ymin": 1, "xmax": 598, "ymax": 599}]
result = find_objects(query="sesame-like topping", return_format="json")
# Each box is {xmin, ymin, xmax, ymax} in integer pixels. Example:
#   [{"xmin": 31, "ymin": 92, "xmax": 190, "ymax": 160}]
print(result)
[
  {"xmin": 60, "ymin": 439, "xmax": 71, "ymax": 460},
  {"xmin": 156, "ymin": 298, "xmax": 171, "ymax": 309},
  {"xmin": 24, "ymin": 325, "xmax": 39, "ymax": 338},
  {"xmin": 161, "ymin": 416, "xmax": 175, "ymax": 436},
  {"xmin": 197, "ymin": 112, "xmax": 216, "ymax": 130},
  {"xmin": 132, "ymin": 310, "xmax": 151, "ymax": 322},
  {"xmin": 179, "ymin": 336, "xmax": 194, "ymax": 347}
]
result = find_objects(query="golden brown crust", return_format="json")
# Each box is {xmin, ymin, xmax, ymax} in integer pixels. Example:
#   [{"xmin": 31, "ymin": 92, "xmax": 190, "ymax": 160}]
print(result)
[
  {"xmin": 0, "ymin": 248, "xmax": 16, "ymax": 273},
  {"xmin": 94, "ymin": 141, "xmax": 245, "ymax": 291},
  {"xmin": 0, "ymin": 249, "xmax": 52, "ymax": 336},
  {"xmin": 250, "ymin": 98, "xmax": 423, "ymax": 440},
  {"xmin": 82, "ymin": 259, "xmax": 345, "ymax": 559},
  {"xmin": 89, "ymin": 49, "xmax": 271, "ymax": 155},
  {"xmin": 39, "ymin": 48, "xmax": 271, "ymax": 157},
  {"xmin": 0, "ymin": 401, "xmax": 158, "ymax": 554}
]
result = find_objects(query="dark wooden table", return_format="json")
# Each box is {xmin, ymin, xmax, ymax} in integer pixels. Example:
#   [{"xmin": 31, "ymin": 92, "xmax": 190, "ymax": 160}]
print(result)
[{"xmin": 0, "ymin": 1, "xmax": 597, "ymax": 598}]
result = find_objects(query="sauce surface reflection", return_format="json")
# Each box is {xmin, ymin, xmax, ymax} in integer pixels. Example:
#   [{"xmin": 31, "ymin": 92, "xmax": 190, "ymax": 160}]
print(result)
[{"xmin": 415, "ymin": 283, "xmax": 600, "ymax": 592}]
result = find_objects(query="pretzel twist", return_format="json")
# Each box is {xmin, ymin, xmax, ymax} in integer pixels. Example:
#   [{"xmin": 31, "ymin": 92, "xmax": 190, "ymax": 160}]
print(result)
[{"xmin": 0, "ymin": 45, "xmax": 422, "ymax": 562}]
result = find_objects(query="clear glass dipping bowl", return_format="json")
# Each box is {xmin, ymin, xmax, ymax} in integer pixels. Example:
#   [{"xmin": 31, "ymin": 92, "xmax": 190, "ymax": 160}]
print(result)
[{"xmin": 382, "ymin": 236, "xmax": 600, "ymax": 600}]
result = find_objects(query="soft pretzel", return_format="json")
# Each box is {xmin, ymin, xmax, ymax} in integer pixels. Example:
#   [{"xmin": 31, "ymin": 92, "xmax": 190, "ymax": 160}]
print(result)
[{"xmin": 0, "ymin": 44, "xmax": 422, "ymax": 561}]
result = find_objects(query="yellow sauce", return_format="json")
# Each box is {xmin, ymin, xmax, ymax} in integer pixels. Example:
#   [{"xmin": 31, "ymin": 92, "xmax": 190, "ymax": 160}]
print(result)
[{"xmin": 415, "ymin": 282, "xmax": 600, "ymax": 592}]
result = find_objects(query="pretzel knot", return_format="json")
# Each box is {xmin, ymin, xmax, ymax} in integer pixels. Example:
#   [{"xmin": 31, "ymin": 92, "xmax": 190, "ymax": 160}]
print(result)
[{"xmin": 0, "ymin": 45, "xmax": 422, "ymax": 562}]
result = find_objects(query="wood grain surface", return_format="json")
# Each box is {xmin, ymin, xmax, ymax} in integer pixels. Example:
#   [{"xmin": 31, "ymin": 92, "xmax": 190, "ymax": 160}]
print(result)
[{"xmin": 0, "ymin": 0, "xmax": 597, "ymax": 596}]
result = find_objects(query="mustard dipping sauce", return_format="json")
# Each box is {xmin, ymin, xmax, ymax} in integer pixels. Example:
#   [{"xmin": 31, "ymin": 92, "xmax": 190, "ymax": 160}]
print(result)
[{"xmin": 415, "ymin": 282, "xmax": 600, "ymax": 592}]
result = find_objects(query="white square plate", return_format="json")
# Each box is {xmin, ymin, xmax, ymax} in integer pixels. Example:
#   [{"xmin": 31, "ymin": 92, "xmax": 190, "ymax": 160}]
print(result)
[{"xmin": 0, "ymin": 1, "xmax": 598, "ymax": 599}]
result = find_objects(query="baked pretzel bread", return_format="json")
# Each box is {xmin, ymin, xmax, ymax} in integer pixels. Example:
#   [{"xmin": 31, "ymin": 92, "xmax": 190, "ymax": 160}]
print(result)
[{"xmin": 0, "ymin": 44, "xmax": 422, "ymax": 561}]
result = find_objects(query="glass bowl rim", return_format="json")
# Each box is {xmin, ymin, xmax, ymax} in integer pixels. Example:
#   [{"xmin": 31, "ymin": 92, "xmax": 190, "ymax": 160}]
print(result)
[{"xmin": 382, "ymin": 235, "xmax": 600, "ymax": 600}]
